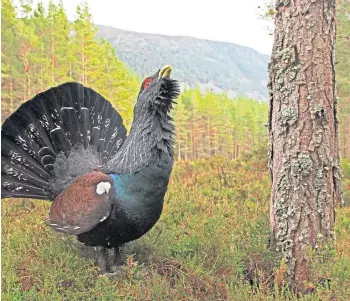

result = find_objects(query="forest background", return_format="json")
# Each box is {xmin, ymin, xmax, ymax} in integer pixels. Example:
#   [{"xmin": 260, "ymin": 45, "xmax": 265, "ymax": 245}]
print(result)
[
  {"xmin": 1, "ymin": 0, "xmax": 349, "ymax": 160},
  {"xmin": 1, "ymin": 0, "xmax": 350, "ymax": 300}
]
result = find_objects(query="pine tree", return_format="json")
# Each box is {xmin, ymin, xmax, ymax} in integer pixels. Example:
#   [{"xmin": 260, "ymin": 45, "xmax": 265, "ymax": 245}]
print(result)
[
  {"xmin": 47, "ymin": 1, "xmax": 71, "ymax": 85},
  {"xmin": 268, "ymin": 0, "xmax": 342, "ymax": 289},
  {"xmin": 1, "ymin": 0, "xmax": 18, "ymax": 118},
  {"xmin": 71, "ymin": 2, "xmax": 97, "ymax": 84},
  {"xmin": 16, "ymin": 17, "xmax": 39, "ymax": 100},
  {"xmin": 1, "ymin": 0, "xmax": 268, "ymax": 161},
  {"xmin": 31, "ymin": 2, "xmax": 51, "ymax": 92}
]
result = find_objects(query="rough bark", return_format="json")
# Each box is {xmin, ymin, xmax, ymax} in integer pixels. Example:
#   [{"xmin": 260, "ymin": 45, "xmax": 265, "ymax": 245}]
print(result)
[{"xmin": 268, "ymin": 0, "xmax": 343, "ymax": 289}]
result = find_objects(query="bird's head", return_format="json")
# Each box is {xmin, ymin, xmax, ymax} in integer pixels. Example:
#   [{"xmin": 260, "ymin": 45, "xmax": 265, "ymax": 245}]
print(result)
[
  {"xmin": 106, "ymin": 65, "xmax": 180, "ymax": 170},
  {"xmin": 134, "ymin": 65, "xmax": 180, "ymax": 116}
]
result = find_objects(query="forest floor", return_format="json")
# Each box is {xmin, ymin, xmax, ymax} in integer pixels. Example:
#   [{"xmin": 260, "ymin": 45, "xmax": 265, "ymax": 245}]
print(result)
[{"xmin": 2, "ymin": 147, "xmax": 350, "ymax": 301}]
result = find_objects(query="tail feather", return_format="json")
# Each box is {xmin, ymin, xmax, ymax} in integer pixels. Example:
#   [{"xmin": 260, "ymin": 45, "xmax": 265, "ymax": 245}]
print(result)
[
  {"xmin": 2, "ymin": 137, "xmax": 52, "ymax": 179},
  {"xmin": 105, "ymin": 111, "xmax": 125, "ymax": 161},
  {"xmin": 1, "ymin": 82, "xmax": 127, "ymax": 200}
]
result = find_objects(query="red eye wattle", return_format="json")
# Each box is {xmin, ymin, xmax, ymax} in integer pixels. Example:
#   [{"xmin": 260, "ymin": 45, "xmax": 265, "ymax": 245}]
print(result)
[{"xmin": 142, "ymin": 78, "xmax": 152, "ymax": 89}]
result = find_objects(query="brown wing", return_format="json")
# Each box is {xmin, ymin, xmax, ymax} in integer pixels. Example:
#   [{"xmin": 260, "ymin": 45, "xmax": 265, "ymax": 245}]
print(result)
[{"xmin": 47, "ymin": 171, "xmax": 113, "ymax": 235}]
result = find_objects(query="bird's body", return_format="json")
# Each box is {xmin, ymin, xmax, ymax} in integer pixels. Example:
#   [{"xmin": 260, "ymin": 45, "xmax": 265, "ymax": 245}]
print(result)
[
  {"xmin": 1, "ymin": 65, "xmax": 179, "ymax": 273},
  {"xmin": 77, "ymin": 159, "xmax": 171, "ymax": 248}
]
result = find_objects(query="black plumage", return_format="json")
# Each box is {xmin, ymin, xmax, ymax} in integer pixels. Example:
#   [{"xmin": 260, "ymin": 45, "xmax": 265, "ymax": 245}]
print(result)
[{"xmin": 1, "ymin": 65, "xmax": 180, "ymax": 274}]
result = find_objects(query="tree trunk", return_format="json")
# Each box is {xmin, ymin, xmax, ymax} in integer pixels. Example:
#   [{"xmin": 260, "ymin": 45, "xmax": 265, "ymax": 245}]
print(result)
[
  {"xmin": 82, "ymin": 53, "xmax": 85, "ymax": 83},
  {"xmin": 26, "ymin": 73, "xmax": 31, "ymax": 99},
  {"xmin": 51, "ymin": 34, "xmax": 55, "ymax": 84},
  {"xmin": 268, "ymin": 0, "xmax": 343, "ymax": 289},
  {"xmin": 40, "ymin": 44, "xmax": 44, "ymax": 91},
  {"xmin": 9, "ymin": 77, "xmax": 13, "ymax": 113},
  {"xmin": 177, "ymin": 120, "xmax": 181, "ymax": 161}
]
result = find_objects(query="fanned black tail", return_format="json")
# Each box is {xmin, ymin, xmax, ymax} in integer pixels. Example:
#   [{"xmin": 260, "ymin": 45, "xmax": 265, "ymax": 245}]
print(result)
[{"xmin": 1, "ymin": 82, "xmax": 127, "ymax": 200}]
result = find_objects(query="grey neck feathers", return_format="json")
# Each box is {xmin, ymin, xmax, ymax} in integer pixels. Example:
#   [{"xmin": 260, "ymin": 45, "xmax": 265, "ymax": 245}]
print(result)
[{"xmin": 105, "ymin": 106, "xmax": 174, "ymax": 174}]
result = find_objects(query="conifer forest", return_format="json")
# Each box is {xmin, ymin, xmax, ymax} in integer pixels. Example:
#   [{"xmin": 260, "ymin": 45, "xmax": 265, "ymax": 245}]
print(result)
[{"xmin": 1, "ymin": 0, "xmax": 350, "ymax": 300}]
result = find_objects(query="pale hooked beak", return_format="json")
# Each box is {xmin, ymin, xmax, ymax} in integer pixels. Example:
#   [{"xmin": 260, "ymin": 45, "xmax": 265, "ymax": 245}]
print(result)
[{"xmin": 158, "ymin": 65, "xmax": 172, "ymax": 79}]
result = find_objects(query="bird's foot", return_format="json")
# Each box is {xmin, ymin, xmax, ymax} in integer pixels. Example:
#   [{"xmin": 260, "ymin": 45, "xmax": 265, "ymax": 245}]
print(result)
[
  {"xmin": 99, "ymin": 268, "xmax": 126, "ymax": 278},
  {"xmin": 95, "ymin": 246, "xmax": 124, "ymax": 275}
]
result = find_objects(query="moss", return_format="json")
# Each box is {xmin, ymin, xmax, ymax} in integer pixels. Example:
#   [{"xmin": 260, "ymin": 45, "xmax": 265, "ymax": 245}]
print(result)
[
  {"xmin": 280, "ymin": 107, "xmax": 298, "ymax": 126},
  {"xmin": 281, "ymin": 47, "xmax": 292, "ymax": 62},
  {"xmin": 292, "ymin": 153, "xmax": 313, "ymax": 177},
  {"xmin": 278, "ymin": 175, "xmax": 291, "ymax": 193},
  {"xmin": 316, "ymin": 189, "xmax": 328, "ymax": 215},
  {"xmin": 275, "ymin": 162, "xmax": 296, "ymax": 274},
  {"xmin": 314, "ymin": 168, "xmax": 324, "ymax": 190},
  {"xmin": 276, "ymin": 77, "xmax": 285, "ymax": 90},
  {"xmin": 284, "ymin": 84, "xmax": 293, "ymax": 96}
]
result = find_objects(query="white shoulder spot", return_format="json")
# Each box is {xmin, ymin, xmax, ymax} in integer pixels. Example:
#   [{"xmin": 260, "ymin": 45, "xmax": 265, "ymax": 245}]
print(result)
[{"xmin": 96, "ymin": 182, "xmax": 111, "ymax": 195}]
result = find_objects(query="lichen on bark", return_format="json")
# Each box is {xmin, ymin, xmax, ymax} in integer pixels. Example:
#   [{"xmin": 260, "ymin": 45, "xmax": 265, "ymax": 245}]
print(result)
[{"xmin": 268, "ymin": 0, "xmax": 342, "ymax": 288}]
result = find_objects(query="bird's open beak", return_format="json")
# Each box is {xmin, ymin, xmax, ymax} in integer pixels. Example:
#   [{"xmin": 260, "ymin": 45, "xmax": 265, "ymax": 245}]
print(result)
[{"xmin": 158, "ymin": 65, "xmax": 172, "ymax": 79}]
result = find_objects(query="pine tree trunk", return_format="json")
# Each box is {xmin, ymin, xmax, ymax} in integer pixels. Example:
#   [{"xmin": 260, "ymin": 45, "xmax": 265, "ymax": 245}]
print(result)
[
  {"xmin": 26, "ymin": 73, "xmax": 31, "ymax": 99},
  {"xmin": 51, "ymin": 35, "xmax": 55, "ymax": 84},
  {"xmin": 82, "ymin": 53, "xmax": 86, "ymax": 84},
  {"xmin": 40, "ymin": 44, "xmax": 44, "ymax": 91},
  {"xmin": 268, "ymin": 0, "xmax": 343, "ymax": 289},
  {"xmin": 233, "ymin": 130, "xmax": 236, "ymax": 159},
  {"xmin": 9, "ymin": 77, "xmax": 13, "ymax": 113},
  {"xmin": 177, "ymin": 120, "xmax": 181, "ymax": 161},
  {"xmin": 193, "ymin": 119, "xmax": 197, "ymax": 159}
]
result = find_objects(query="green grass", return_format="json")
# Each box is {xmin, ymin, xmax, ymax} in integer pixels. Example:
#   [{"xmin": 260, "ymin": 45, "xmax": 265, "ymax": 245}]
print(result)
[{"xmin": 2, "ymin": 150, "xmax": 350, "ymax": 300}]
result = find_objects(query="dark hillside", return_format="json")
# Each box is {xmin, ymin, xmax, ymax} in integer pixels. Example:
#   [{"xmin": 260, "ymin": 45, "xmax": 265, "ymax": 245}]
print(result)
[{"xmin": 96, "ymin": 25, "xmax": 270, "ymax": 101}]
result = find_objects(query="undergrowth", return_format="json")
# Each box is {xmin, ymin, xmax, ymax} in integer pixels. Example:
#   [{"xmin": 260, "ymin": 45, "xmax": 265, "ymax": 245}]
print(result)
[{"xmin": 2, "ymin": 148, "xmax": 350, "ymax": 300}]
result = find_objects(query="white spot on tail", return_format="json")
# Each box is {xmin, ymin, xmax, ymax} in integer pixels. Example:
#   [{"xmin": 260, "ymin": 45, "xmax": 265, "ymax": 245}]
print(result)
[{"xmin": 96, "ymin": 182, "xmax": 111, "ymax": 195}]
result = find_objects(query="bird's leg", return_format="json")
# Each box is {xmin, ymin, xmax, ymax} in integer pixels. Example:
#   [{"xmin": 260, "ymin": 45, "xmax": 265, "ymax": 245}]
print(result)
[
  {"xmin": 106, "ymin": 246, "xmax": 124, "ymax": 273},
  {"xmin": 95, "ymin": 246, "xmax": 107, "ymax": 275},
  {"xmin": 115, "ymin": 247, "xmax": 123, "ymax": 265}
]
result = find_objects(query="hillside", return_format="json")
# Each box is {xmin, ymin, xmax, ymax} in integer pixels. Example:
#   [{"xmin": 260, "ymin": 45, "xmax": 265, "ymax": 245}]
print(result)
[{"xmin": 96, "ymin": 25, "xmax": 270, "ymax": 101}]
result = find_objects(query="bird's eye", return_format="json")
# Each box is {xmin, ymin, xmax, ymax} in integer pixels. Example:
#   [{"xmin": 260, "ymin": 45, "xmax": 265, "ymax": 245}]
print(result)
[{"xmin": 142, "ymin": 78, "xmax": 152, "ymax": 89}]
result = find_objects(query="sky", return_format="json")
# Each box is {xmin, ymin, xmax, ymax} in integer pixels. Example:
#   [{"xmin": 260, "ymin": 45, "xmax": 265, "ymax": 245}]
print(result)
[{"xmin": 37, "ymin": 0, "xmax": 274, "ymax": 55}]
